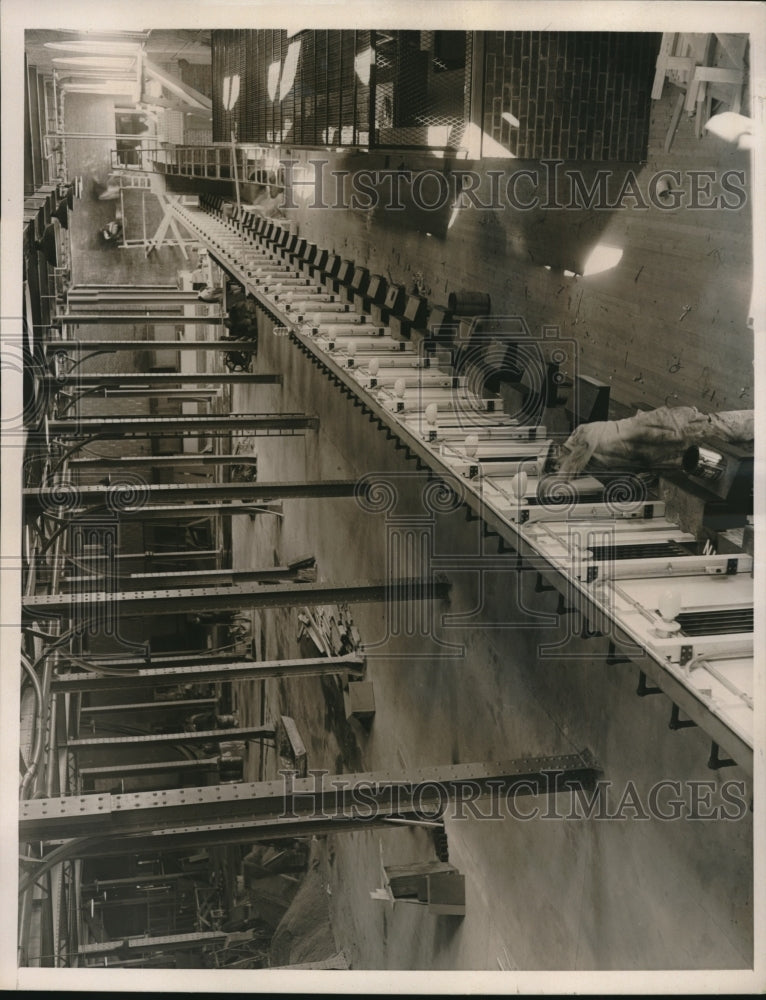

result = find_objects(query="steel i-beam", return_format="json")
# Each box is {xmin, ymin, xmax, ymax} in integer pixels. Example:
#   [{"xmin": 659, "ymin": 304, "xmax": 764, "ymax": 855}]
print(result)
[
  {"xmin": 69, "ymin": 566, "xmax": 317, "ymax": 589},
  {"xmin": 68, "ymin": 454, "xmax": 259, "ymax": 470},
  {"xmin": 20, "ymin": 752, "xmax": 599, "ymax": 844},
  {"xmin": 54, "ymin": 314, "xmax": 224, "ymax": 325},
  {"xmin": 41, "ymin": 372, "xmax": 282, "ymax": 387},
  {"xmin": 43, "ymin": 340, "xmax": 244, "ymax": 352},
  {"xmin": 78, "ymin": 758, "xmax": 238, "ymax": 783},
  {"xmin": 77, "ymin": 931, "xmax": 227, "ymax": 958},
  {"xmin": 67, "ymin": 724, "xmax": 275, "ymax": 753},
  {"xmin": 47, "ymin": 414, "xmax": 318, "ymax": 437},
  {"xmin": 23, "ymin": 578, "xmax": 450, "ymax": 619},
  {"xmin": 27, "ymin": 479, "xmax": 357, "ymax": 507},
  {"xmin": 51, "ymin": 653, "xmax": 366, "ymax": 693},
  {"xmin": 79, "ymin": 697, "xmax": 218, "ymax": 717}
]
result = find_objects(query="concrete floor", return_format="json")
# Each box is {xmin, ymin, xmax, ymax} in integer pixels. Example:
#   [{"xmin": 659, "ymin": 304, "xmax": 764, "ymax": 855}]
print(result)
[{"xmin": 225, "ymin": 308, "xmax": 752, "ymax": 971}]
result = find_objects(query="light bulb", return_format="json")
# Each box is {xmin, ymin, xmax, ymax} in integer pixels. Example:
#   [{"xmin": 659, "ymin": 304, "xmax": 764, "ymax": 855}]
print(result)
[
  {"xmin": 424, "ymin": 402, "xmax": 438, "ymax": 426},
  {"xmin": 658, "ymin": 589, "xmax": 681, "ymax": 622},
  {"xmin": 511, "ymin": 470, "xmax": 528, "ymax": 498},
  {"xmin": 464, "ymin": 434, "xmax": 480, "ymax": 458},
  {"xmin": 368, "ymin": 358, "xmax": 379, "ymax": 376},
  {"xmin": 393, "ymin": 378, "xmax": 406, "ymax": 398}
]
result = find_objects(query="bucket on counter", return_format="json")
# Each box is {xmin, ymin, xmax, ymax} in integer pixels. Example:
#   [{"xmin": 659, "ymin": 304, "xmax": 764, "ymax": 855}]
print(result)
[{"xmin": 448, "ymin": 290, "xmax": 491, "ymax": 316}]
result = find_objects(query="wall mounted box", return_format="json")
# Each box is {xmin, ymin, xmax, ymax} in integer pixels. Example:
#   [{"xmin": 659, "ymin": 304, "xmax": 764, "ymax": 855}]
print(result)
[
  {"xmin": 427, "ymin": 305, "xmax": 457, "ymax": 342},
  {"xmin": 344, "ymin": 680, "xmax": 376, "ymax": 721},
  {"xmin": 324, "ymin": 254, "xmax": 342, "ymax": 278},
  {"xmin": 565, "ymin": 373, "xmax": 610, "ymax": 428},
  {"xmin": 404, "ymin": 293, "xmax": 428, "ymax": 326},
  {"xmin": 385, "ymin": 283, "xmax": 406, "ymax": 314},
  {"xmin": 336, "ymin": 259, "xmax": 354, "ymax": 285},
  {"xmin": 351, "ymin": 267, "xmax": 370, "ymax": 295},
  {"xmin": 366, "ymin": 274, "xmax": 387, "ymax": 305}
]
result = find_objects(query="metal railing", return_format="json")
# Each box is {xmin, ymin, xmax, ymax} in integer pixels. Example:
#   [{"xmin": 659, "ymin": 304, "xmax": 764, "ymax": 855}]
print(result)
[{"xmin": 111, "ymin": 143, "xmax": 287, "ymax": 191}]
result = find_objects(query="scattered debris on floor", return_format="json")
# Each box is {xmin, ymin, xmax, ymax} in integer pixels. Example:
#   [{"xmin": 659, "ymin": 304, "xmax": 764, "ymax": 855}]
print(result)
[
  {"xmin": 268, "ymin": 837, "xmax": 344, "ymax": 968},
  {"xmin": 296, "ymin": 603, "xmax": 362, "ymax": 657},
  {"xmin": 230, "ymin": 432, "xmax": 258, "ymax": 482}
]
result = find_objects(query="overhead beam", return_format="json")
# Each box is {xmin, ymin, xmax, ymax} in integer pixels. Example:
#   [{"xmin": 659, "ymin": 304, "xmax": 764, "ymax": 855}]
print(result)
[
  {"xmin": 71, "ymin": 388, "xmax": 219, "ymax": 400},
  {"xmin": 44, "ymin": 372, "xmax": 281, "ymax": 387},
  {"xmin": 21, "ymin": 752, "xmax": 599, "ymax": 843},
  {"xmin": 35, "ymin": 501, "xmax": 278, "ymax": 518},
  {"xmin": 79, "ymin": 698, "xmax": 218, "ymax": 716},
  {"xmin": 52, "ymin": 653, "xmax": 366, "ymax": 693},
  {"xmin": 69, "ymin": 453, "xmax": 260, "ymax": 469},
  {"xmin": 144, "ymin": 59, "xmax": 213, "ymax": 111},
  {"xmin": 67, "ymin": 724, "xmax": 275, "ymax": 753},
  {"xmin": 84, "ymin": 872, "xmax": 202, "ymax": 890},
  {"xmin": 44, "ymin": 340, "xmax": 238, "ymax": 352},
  {"xmin": 28, "ymin": 479, "xmax": 356, "ymax": 507},
  {"xmin": 63, "ymin": 650, "xmax": 258, "ymax": 669},
  {"xmin": 79, "ymin": 930, "xmax": 226, "ymax": 957},
  {"xmin": 23, "ymin": 578, "xmax": 450, "ymax": 619},
  {"xmin": 72, "ymin": 564, "xmax": 317, "ymax": 588},
  {"xmin": 66, "ymin": 290, "xmax": 203, "ymax": 301},
  {"xmin": 47, "ymin": 414, "xmax": 318, "ymax": 437},
  {"xmin": 55, "ymin": 314, "xmax": 221, "ymax": 325}
]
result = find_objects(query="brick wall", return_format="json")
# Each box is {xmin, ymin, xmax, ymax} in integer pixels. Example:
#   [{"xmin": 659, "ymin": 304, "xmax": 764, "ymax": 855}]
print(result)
[{"xmin": 482, "ymin": 32, "xmax": 660, "ymax": 162}]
